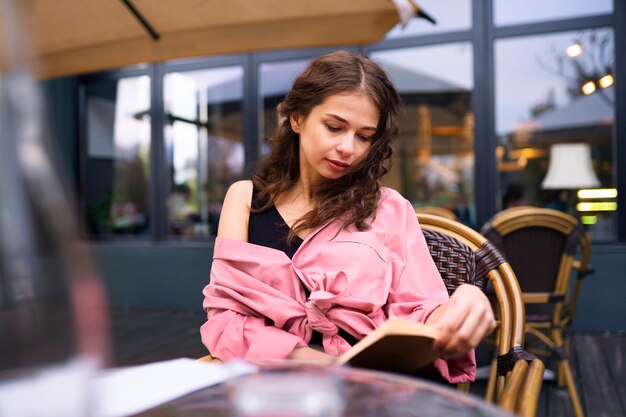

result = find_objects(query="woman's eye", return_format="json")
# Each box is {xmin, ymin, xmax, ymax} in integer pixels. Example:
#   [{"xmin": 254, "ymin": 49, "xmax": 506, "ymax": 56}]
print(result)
[
  {"xmin": 357, "ymin": 134, "xmax": 372, "ymax": 142},
  {"xmin": 326, "ymin": 125, "xmax": 341, "ymax": 132}
]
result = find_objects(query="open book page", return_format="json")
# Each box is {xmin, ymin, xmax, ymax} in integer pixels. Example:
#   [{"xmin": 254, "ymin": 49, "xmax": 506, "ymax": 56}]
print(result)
[{"xmin": 336, "ymin": 318, "xmax": 440, "ymax": 373}]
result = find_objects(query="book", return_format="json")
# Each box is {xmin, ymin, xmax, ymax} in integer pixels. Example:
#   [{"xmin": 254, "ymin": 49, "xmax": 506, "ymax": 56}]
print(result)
[{"xmin": 335, "ymin": 317, "xmax": 440, "ymax": 373}]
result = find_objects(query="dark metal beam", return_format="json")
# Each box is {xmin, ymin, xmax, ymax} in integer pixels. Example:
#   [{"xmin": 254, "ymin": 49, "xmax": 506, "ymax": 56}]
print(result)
[
  {"xmin": 613, "ymin": 0, "xmax": 626, "ymax": 242},
  {"xmin": 493, "ymin": 14, "xmax": 613, "ymax": 39},
  {"xmin": 149, "ymin": 64, "xmax": 167, "ymax": 239},
  {"xmin": 472, "ymin": 0, "xmax": 497, "ymax": 228},
  {"xmin": 120, "ymin": 0, "xmax": 160, "ymax": 41}
]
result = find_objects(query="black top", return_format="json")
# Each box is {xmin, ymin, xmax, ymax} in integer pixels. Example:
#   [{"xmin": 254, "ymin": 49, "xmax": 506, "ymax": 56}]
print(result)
[
  {"xmin": 248, "ymin": 187, "xmax": 303, "ymax": 258},
  {"xmin": 247, "ymin": 187, "xmax": 358, "ymax": 347}
]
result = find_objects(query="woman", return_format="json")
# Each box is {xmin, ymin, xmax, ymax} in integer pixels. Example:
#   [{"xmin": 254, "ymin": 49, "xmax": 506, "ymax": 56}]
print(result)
[{"xmin": 201, "ymin": 51, "xmax": 495, "ymax": 384}]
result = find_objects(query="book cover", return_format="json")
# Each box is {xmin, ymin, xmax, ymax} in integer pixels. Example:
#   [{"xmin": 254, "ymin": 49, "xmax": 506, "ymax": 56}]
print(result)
[{"xmin": 335, "ymin": 318, "xmax": 440, "ymax": 373}]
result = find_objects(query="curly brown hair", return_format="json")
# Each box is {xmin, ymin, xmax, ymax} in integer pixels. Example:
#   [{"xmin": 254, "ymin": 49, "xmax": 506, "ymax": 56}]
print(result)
[{"xmin": 252, "ymin": 50, "xmax": 401, "ymax": 243}]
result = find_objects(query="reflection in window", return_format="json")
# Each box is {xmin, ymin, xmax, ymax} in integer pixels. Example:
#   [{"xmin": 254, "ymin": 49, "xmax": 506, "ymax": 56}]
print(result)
[
  {"xmin": 259, "ymin": 59, "xmax": 310, "ymax": 155},
  {"xmin": 164, "ymin": 66, "xmax": 245, "ymax": 238},
  {"xmin": 494, "ymin": 0, "xmax": 612, "ymax": 26},
  {"xmin": 84, "ymin": 76, "xmax": 151, "ymax": 237},
  {"xmin": 384, "ymin": 0, "xmax": 471, "ymax": 39},
  {"xmin": 372, "ymin": 43, "xmax": 475, "ymax": 225},
  {"xmin": 496, "ymin": 29, "xmax": 615, "ymax": 241}
]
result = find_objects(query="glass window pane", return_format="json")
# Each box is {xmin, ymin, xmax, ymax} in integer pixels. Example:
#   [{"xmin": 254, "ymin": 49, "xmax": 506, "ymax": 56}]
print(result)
[
  {"xmin": 494, "ymin": 0, "xmax": 612, "ymax": 26},
  {"xmin": 163, "ymin": 66, "xmax": 245, "ymax": 238},
  {"xmin": 259, "ymin": 59, "xmax": 310, "ymax": 155},
  {"xmin": 495, "ymin": 29, "xmax": 616, "ymax": 241},
  {"xmin": 371, "ymin": 43, "xmax": 475, "ymax": 226},
  {"xmin": 83, "ymin": 76, "xmax": 151, "ymax": 237},
  {"xmin": 384, "ymin": 0, "xmax": 471, "ymax": 39}
]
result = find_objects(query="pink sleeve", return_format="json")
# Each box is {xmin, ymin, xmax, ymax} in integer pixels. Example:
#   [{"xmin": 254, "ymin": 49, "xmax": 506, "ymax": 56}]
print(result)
[
  {"xmin": 200, "ymin": 303, "xmax": 306, "ymax": 361},
  {"xmin": 383, "ymin": 196, "xmax": 476, "ymax": 383},
  {"xmin": 200, "ymin": 247, "xmax": 309, "ymax": 361}
]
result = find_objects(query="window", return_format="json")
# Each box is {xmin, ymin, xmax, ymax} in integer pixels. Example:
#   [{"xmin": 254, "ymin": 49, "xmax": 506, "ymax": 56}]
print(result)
[
  {"xmin": 163, "ymin": 66, "xmax": 245, "ymax": 238},
  {"xmin": 82, "ymin": 75, "xmax": 151, "ymax": 238},
  {"xmin": 495, "ymin": 28, "xmax": 616, "ymax": 241},
  {"xmin": 371, "ymin": 42, "xmax": 475, "ymax": 225},
  {"xmin": 258, "ymin": 59, "xmax": 310, "ymax": 155},
  {"xmin": 494, "ymin": 0, "xmax": 612, "ymax": 26}
]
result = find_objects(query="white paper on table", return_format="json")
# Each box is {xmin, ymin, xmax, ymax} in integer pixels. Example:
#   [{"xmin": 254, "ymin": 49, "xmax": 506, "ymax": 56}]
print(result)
[
  {"xmin": 0, "ymin": 359, "xmax": 95, "ymax": 417},
  {"xmin": 93, "ymin": 358, "xmax": 256, "ymax": 417}
]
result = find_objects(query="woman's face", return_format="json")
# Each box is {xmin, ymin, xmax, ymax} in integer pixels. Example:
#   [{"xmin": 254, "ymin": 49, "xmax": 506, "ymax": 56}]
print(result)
[{"xmin": 290, "ymin": 92, "xmax": 380, "ymax": 184}]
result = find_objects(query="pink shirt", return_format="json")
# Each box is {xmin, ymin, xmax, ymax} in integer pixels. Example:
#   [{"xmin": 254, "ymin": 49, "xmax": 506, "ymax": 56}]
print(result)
[{"xmin": 201, "ymin": 187, "xmax": 475, "ymax": 383}]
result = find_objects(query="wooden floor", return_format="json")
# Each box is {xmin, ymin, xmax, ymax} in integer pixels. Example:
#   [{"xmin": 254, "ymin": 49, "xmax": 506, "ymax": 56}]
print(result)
[
  {"xmin": 110, "ymin": 309, "xmax": 626, "ymax": 417},
  {"xmin": 109, "ymin": 308, "xmax": 207, "ymax": 367},
  {"xmin": 469, "ymin": 332, "xmax": 626, "ymax": 417},
  {"xmin": 552, "ymin": 333, "xmax": 626, "ymax": 417}
]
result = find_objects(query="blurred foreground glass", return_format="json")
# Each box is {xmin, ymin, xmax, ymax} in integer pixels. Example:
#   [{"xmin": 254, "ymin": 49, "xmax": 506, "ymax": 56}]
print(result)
[
  {"xmin": 232, "ymin": 372, "xmax": 345, "ymax": 417},
  {"xmin": 1, "ymin": 0, "xmax": 109, "ymax": 415}
]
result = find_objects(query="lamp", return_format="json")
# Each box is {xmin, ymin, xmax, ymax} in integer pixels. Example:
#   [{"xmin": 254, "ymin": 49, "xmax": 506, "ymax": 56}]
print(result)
[{"xmin": 541, "ymin": 143, "xmax": 600, "ymax": 189}]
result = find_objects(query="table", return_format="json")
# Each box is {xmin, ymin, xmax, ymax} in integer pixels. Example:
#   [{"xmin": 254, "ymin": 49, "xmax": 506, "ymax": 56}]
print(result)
[{"xmin": 133, "ymin": 363, "xmax": 513, "ymax": 417}]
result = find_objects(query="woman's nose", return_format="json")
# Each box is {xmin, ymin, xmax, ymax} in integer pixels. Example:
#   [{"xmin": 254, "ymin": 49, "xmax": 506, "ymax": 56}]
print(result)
[{"xmin": 336, "ymin": 135, "xmax": 355, "ymax": 156}]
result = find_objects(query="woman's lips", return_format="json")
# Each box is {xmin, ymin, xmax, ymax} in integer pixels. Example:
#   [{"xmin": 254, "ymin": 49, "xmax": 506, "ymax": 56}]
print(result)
[{"xmin": 326, "ymin": 159, "xmax": 350, "ymax": 172}]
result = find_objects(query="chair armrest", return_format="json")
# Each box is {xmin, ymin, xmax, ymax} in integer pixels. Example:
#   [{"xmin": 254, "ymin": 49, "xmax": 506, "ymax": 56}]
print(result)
[
  {"xmin": 499, "ymin": 359, "xmax": 528, "ymax": 412},
  {"xmin": 497, "ymin": 346, "xmax": 539, "ymax": 376},
  {"xmin": 572, "ymin": 261, "xmax": 595, "ymax": 278},
  {"xmin": 197, "ymin": 354, "xmax": 221, "ymax": 363},
  {"xmin": 517, "ymin": 358, "xmax": 545, "ymax": 417}
]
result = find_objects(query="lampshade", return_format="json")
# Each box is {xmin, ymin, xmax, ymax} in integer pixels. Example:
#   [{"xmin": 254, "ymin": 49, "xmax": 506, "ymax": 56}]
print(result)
[{"xmin": 541, "ymin": 143, "xmax": 600, "ymax": 189}]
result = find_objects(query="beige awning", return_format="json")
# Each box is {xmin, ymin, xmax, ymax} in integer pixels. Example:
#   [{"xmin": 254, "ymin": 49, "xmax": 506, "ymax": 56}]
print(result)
[{"xmin": 0, "ymin": 0, "xmax": 432, "ymax": 79}]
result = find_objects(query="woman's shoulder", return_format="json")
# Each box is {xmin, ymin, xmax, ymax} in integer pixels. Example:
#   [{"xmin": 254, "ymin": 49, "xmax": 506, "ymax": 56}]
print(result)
[
  {"xmin": 226, "ymin": 180, "xmax": 254, "ymax": 199},
  {"xmin": 371, "ymin": 187, "xmax": 415, "ymax": 229},
  {"xmin": 217, "ymin": 180, "xmax": 253, "ymax": 241},
  {"xmin": 379, "ymin": 187, "xmax": 410, "ymax": 208}
]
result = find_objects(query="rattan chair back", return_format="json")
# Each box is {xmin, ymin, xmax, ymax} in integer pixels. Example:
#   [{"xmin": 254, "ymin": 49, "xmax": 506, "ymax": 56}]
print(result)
[
  {"xmin": 480, "ymin": 207, "xmax": 591, "ymax": 329},
  {"xmin": 416, "ymin": 213, "xmax": 535, "ymax": 408},
  {"xmin": 414, "ymin": 206, "xmax": 459, "ymax": 221},
  {"xmin": 417, "ymin": 213, "xmax": 525, "ymax": 349},
  {"xmin": 480, "ymin": 207, "xmax": 591, "ymax": 417}
]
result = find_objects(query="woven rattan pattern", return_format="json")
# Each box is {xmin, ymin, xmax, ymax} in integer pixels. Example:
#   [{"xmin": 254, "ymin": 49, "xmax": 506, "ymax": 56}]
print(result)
[{"xmin": 422, "ymin": 229, "xmax": 489, "ymax": 295}]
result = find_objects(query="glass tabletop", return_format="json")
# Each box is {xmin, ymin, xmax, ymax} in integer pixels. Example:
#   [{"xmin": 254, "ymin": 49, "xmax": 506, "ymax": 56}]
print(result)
[{"xmin": 133, "ymin": 363, "xmax": 513, "ymax": 417}]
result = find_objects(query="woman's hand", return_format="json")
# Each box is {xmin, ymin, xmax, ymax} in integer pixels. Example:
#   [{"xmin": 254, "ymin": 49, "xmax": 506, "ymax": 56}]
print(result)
[{"xmin": 426, "ymin": 284, "xmax": 496, "ymax": 360}]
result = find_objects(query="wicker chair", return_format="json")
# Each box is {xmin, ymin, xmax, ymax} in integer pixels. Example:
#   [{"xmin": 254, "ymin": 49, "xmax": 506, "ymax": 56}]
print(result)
[
  {"xmin": 417, "ymin": 213, "xmax": 544, "ymax": 415},
  {"xmin": 481, "ymin": 207, "xmax": 592, "ymax": 417},
  {"xmin": 415, "ymin": 206, "xmax": 459, "ymax": 221},
  {"xmin": 499, "ymin": 357, "xmax": 545, "ymax": 417}
]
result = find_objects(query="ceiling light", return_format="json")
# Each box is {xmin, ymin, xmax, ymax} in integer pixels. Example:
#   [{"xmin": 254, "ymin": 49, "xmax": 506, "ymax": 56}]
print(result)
[
  {"xmin": 576, "ymin": 202, "xmax": 617, "ymax": 212},
  {"xmin": 578, "ymin": 188, "xmax": 617, "ymax": 199},
  {"xmin": 581, "ymin": 81, "xmax": 596, "ymax": 95},
  {"xmin": 566, "ymin": 43, "xmax": 583, "ymax": 58},
  {"xmin": 598, "ymin": 74, "xmax": 614, "ymax": 89}
]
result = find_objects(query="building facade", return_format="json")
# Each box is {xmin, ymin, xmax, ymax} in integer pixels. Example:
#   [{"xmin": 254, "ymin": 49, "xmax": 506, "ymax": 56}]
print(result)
[{"xmin": 44, "ymin": 0, "xmax": 626, "ymax": 330}]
